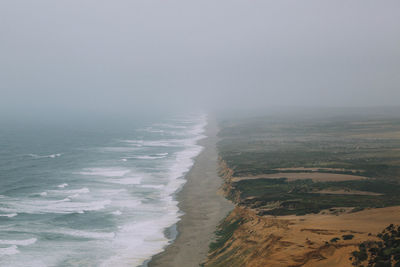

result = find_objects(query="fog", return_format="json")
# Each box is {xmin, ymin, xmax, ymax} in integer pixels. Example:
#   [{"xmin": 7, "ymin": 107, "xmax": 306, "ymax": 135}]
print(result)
[{"xmin": 1, "ymin": 0, "xmax": 399, "ymax": 119}]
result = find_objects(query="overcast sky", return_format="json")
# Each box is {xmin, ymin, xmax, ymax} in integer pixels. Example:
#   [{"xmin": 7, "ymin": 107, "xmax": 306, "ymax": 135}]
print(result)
[{"xmin": 1, "ymin": 0, "xmax": 399, "ymax": 118}]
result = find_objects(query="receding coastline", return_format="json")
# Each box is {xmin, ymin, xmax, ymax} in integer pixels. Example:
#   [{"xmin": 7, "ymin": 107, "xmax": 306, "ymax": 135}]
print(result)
[
  {"xmin": 204, "ymin": 111, "xmax": 400, "ymax": 267},
  {"xmin": 148, "ymin": 117, "xmax": 233, "ymax": 267}
]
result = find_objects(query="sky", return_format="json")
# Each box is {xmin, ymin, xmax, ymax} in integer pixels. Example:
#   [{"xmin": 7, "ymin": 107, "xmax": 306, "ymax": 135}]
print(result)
[{"xmin": 0, "ymin": 0, "xmax": 399, "ymax": 118}]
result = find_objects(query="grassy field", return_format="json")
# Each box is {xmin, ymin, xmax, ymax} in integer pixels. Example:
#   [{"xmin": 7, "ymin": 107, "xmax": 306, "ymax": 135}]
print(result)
[
  {"xmin": 232, "ymin": 178, "xmax": 400, "ymax": 216},
  {"xmin": 217, "ymin": 109, "xmax": 400, "ymax": 216}
]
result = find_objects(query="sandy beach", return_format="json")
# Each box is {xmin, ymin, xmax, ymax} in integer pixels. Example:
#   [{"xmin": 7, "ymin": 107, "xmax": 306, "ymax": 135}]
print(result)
[{"xmin": 148, "ymin": 117, "xmax": 233, "ymax": 267}]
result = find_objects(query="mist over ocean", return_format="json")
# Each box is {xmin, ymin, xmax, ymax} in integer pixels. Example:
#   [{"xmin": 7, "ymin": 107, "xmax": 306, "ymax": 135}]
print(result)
[{"xmin": 0, "ymin": 113, "xmax": 206, "ymax": 266}]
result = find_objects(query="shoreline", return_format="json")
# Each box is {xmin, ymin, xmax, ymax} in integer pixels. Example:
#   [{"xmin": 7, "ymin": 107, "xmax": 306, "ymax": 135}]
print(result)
[{"xmin": 148, "ymin": 116, "xmax": 233, "ymax": 267}]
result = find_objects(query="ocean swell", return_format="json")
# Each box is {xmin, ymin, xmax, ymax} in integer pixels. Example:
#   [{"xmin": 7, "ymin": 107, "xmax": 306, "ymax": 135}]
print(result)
[{"xmin": 0, "ymin": 113, "xmax": 207, "ymax": 267}]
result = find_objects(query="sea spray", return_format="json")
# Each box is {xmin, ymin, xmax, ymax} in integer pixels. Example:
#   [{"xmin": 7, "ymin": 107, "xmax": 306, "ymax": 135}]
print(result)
[{"xmin": 0, "ymin": 113, "xmax": 206, "ymax": 266}]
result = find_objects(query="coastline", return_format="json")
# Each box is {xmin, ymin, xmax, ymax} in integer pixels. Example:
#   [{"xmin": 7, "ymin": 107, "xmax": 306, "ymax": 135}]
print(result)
[{"xmin": 148, "ymin": 116, "xmax": 233, "ymax": 267}]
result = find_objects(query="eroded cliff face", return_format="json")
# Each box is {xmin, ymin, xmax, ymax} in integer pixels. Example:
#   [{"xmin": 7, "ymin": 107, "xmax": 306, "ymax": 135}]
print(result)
[
  {"xmin": 204, "ymin": 160, "xmax": 399, "ymax": 267},
  {"xmin": 206, "ymin": 206, "xmax": 293, "ymax": 267},
  {"xmin": 217, "ymin": 158, "xmax": 237, "ymax": 200},
  {"xmin": 208, "ymin": 161, "xmax": 301, "ymax": 267},
  {"xmin": 217, "ymin": 158, "xmax": 232, "ymax": 184},
  {"xmin": 205, "ymin": 205, "xmax": 365, "ymax": 267}
]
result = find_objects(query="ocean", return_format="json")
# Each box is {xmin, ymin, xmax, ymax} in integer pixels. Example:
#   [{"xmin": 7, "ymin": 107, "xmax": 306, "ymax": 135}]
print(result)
[{"xmin": 0, "ymin": 113, "xmax": 206, "ymax": 266}]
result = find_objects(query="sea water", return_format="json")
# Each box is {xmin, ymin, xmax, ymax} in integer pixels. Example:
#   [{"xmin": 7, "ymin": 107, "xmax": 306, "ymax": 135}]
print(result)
[{"xmin": 0, "ymin": 113, "xmax": 206, "ymax": 266}]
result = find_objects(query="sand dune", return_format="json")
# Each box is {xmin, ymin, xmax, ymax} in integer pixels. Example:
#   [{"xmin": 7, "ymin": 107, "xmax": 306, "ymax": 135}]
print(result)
[{"xmin": 206, "ymin": 206, "xmax": 400, "ymax": 267}]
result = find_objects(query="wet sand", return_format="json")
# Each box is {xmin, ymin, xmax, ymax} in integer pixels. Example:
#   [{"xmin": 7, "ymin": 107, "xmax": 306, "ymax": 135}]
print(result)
[{"xmin": 148, "ymin": 117, "xmax": 233, "ymax": 267}]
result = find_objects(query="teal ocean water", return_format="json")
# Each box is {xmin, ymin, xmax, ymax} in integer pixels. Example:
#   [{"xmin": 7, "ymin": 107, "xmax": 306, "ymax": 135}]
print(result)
[{"xmin": 0, "ymin": 113, "xmax": 206, "ymax": 266}]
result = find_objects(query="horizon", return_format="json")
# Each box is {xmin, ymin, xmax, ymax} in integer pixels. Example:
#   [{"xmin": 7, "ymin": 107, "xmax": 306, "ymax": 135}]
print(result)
[
  {"xmin": 1, "ymin": 2, "xmax": 400, "ymax": 266},
  {"xmin": 1, "ymin": 0, "xmax": 400, "ymax": 119}
]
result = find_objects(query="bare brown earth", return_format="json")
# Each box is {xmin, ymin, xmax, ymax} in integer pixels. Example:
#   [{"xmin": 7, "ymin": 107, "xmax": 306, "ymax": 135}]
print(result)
[
  {"xmin": 232, "ymin": 172, "xmax": 367, "ymax": 182},
  {"xmin": 207, "ymin": 114, "xmax": 400, "ymax": 266},
  {"xmin": 204, "ymin": 161, "xmax": 400, "ymax": 267},
  {"xmin": 205, "ymin": 206, "xmax": 400, "ymax": 267}
]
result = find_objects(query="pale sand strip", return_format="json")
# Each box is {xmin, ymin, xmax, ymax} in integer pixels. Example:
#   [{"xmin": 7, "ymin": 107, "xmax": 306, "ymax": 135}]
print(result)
[{"xmin": 148, "ymin": 117, "xmax": 234, "ymax": 267}]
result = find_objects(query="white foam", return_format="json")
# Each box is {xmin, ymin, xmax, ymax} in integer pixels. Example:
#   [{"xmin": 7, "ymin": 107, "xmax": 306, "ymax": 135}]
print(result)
[
  {"xmin": 98, "ymin": 114, "xmax": 207, "ymax": 266},
  {"xmin": 140, "ymin": 185, "xmax": 164, "ymax": 189},
  {"xmin": 110, "ymin": 177, "xmax": 141, "ymax": 185},
  {"xmin": 0, "ymin": 213, "xmax": 17, "ymax": 218},
  {"xmin": 100, "ymin": 213, "xmax": 181, "ymax": 267},
  {"xmin": 132, "ymin": 155, "xmax": 166, "ymax": 160},
  {"xmin": 0, "ymin": 238, "xmax": 37, "ymax": 246},
  {"xmin": 2, "ymin": 198, "xmax": 111, "ymax": 215},
  {"xmin": 153, "ymin": 123, "xmax": 187, "ymax": 129},
  {"xmin": 0, "ymin": 245, "xmax": 19, "ymax": 256},
  {"xmin": 79, "ymin": 168, "xmax": 130, "ymax": 177},
  {"xmin": 49, "ymin": 229, "xmax": 115, "ymax": 239},
  {"xmin": 28, "ymin": 153, "xmax": 62, "ymax": 159},
  {"xmin": 162, "ymin": 145, "xmax": 204, "ymax": 196},
  {"xmin": 48, "ymin": 187, "xmax": 89, "ymax": 196},
  {"xmin": 1, "ymin": 113, "xmax": 208, "ymax": 266},
  {"xmin": 109, "ymin": 199, "xmax": 142, "ymax": 209},
  {"xmin": 64, "ymin": 188, "xmax": 90, "ymax": 194},
  {"xmin": 120, "ymin": 140, "xmax": 144, "ymax": 147},
  {"xmin": 122, "ymin": 139, "xmax": 186, "ymax": 148},
  {"xmin": 139, "ymin": 127, "xmax": 165, "ymax": 133},
  {"xmin": 0, "ymin": 207, "xmax": 16, "ymax": 213},
  {"xmin": 39, "ymin": 192, "xmax": 47, "ymax": 197},
  {"xmin": 112, "ymin": 210, "xmax": 122, "ymax": 216}
]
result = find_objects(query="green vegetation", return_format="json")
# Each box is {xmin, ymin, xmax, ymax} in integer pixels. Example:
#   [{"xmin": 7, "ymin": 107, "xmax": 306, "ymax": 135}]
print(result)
[
  {"xmin": 331, "ymin": 237, "xmax": 341, "ymax": 243},
  {"xmin": 343, "ymin": 234, "xmax": 355, "ymax": 240},
  {"xmin": 209, "ymin": 216, "xmax": 243, "ymax": 252},
  {"xmin": 211, "ymin": 110, "xmax": 400, "ymax": 266},
  {"xmin": 218, "ymin": 111, "xmax": 400, "ymax": 216},
  {"xmin": 218, "ymin": 113, "xmax": 400, "ymax": 181},
  {"xmin": 352, "ymin": 224, "xmax": 400, "ymax": 266},
  {"xmin": 229, "ymin": 178, "xmax": 400, "ymax": 216}
]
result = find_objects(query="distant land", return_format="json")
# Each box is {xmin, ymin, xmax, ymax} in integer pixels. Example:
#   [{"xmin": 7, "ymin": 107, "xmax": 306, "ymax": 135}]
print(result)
[{"xmin": 204, "ymin": 108, "xmax": 400, "ymax": 267}]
